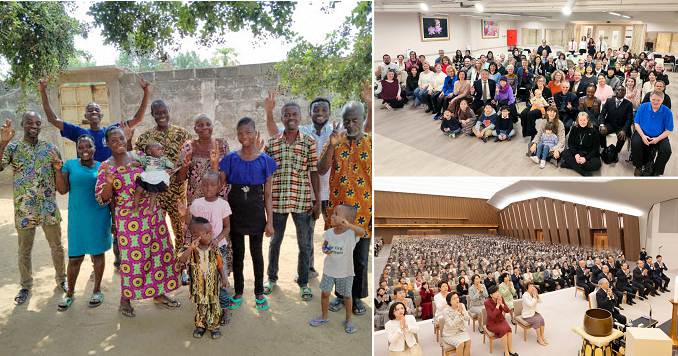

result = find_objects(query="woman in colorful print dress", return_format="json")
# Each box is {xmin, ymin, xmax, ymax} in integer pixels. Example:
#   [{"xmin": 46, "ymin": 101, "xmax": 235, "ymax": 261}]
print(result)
[{"xmin": 95, "ymin": 127, "xmax": 181, "ymax": 317}]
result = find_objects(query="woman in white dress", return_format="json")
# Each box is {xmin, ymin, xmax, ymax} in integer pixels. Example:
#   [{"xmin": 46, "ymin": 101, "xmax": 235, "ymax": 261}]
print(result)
[
  {"xmin": 433, "ymin": 281, "xmax": 451, "ymax": 320},
  {"xmin": 441, "ymin": 292, "xmax": 472, "ymax": 356},
  {"xmin": 386, "ymin": 302, "xmax": 423, "ymax": 356}
]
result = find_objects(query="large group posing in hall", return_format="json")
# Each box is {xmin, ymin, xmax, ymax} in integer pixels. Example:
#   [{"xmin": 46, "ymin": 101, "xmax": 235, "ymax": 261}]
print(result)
[
  {"xmin": 0, "ymin": 78, "xmax": 373, "ymax": 339},
  {"xmin": 375, "ymin": 38, "xmax": 674, "ymax": 176},
  {"xmin": 375, "ymin": 235, "xmax": 672, "ymax": 356}
]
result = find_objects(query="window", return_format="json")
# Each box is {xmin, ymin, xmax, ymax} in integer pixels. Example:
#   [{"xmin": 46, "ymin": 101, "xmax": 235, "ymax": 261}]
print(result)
[
  {"xmin": 546, "ymin": 29, "xmax": 565, "ymax": 47},
  {"xmin": 522, "ymin": 29, "xmax": 539, "ymax": 46}
]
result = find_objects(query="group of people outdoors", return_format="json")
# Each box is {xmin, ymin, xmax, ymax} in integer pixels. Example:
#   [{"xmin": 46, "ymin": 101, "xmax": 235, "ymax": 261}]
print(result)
[
  {"xmin": 0, "ymin": 77, "xmax": 373, "ymax": 338},
  {"xmin": 374, "ymin": 40, "xmax": 674, "ymax": 176},
  {"xmin": 374, "ymin": 234, "xmax": 668, "ymax": 356}
]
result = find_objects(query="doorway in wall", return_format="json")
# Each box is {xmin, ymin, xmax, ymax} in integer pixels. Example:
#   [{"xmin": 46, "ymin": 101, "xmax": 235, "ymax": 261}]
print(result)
[
  {"xmin": 535, "ymin": 229, "xmax": 544, "ymax": 242},
  {"xmin": 592, "ymin": 229, "xmax": 609, "ymax": 250}
]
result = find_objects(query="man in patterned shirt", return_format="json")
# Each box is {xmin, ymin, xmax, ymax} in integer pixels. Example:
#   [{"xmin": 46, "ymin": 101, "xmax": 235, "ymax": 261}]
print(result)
[
  {"xmin": 264, "ymin": 102, "xmax": 321, "ymax": 301},
  {"xmin": 319, "ymin": 99, "xmax": 372, "ymax": 316},
  {"xmin": 0, "ymin": 113, "xmax": 66, "ymax": 305},
  {"xmin": 134, "ymin": 100, "xmax": 191, "ymax": 255}
]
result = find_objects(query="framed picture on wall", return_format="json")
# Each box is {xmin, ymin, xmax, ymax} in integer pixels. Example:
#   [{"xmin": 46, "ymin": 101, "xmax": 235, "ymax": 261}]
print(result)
[
  {"xmin": 420, "ymin": 15, "xmax": 449, "ymax": 41},
  {"xmin": 482, "ymin": 20, "xmax": 499, "ymax": 39}
]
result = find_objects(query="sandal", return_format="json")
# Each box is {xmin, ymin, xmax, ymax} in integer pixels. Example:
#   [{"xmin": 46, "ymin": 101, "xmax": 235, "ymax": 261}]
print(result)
[
  {"xmin": 119, "ymin": 304, "xmax": 136, "ymax": 318},
  {"xmin": 192, "ymin": 327, "xmax": 206, "ymax": 338},
  {"xmin": 57, "ymin": 296, "xmax": 73, "ymax": 312},
  {"xmin": 227, "ymin": 295, "xmax": 242, "ymax": 310},
  {"xmin": 300, "ymin": 287, "xmax": 313, "ymax": 301},
  {"xmin": 14, "ymin": 288, "xmax": 30, "ymax": 305},
  {"xmin": 343, "ymin": 320, "xmax": 357, "ymax": 334},
  {"xmin": 88, "ymin": 291, "xmax": 104, "ymax": 308},
  {"xmin": 309, "ymin": 317, "xmax": 329, "ymax": 327},
  {"xmin": 328, "ymin": 297, "xmax": 344, "ymax": 312},
  {"xmin": 210, "ymin": 329, "xmax": 222, "ymax": 339},
  {"xmin": 263, "ymin": 280, "xmax": 276, "ymax": 295},
  {"xmin": 353, "ymin": 299, "xmax": 366, "ymax": 315},
  {"xmin": 154, "ymin": 296, "xmax": 181, "ymax": 309},
  {"xmin": 255, "ymin": 295, "xmax": 269, "ymax": 311}
]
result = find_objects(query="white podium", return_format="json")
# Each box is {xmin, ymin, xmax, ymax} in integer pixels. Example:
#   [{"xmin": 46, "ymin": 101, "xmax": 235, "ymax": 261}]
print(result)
[{"xmin": 625, "ymin": 327, "xmax": 672, "ymax": 356}]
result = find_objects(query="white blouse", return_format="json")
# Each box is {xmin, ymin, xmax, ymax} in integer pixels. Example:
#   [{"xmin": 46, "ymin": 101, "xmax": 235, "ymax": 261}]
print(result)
[
  {"xmin": 385, "ymin": 315, "xmax": 420, "ymax": 351},
  {"xmin": 433, "ymin": 292, "xmax": 448, "ymax": 320},
  {"xmin": 521, "ymin": 292, "xmax": 541, "ymax": 319}
]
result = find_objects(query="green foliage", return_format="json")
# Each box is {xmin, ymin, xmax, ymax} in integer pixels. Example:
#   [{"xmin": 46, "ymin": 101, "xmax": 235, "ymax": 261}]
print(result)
[
  {"xmin": 210, "ymin": 48, "xmax": 239, "ymax": 67},
  {"xmin": 67, "ymin": 50, "xmax": 96, "ymax": 68},
  {"xmin": 88, "ymin": 1, "xmax": 296, "ymax": 58},
  {"xmin": 275, "ymin": 1, "xmax": 372, "ymax": 105},
  {"xmin": 115, "ymin": 51, "xmax": 163, "ymax": 72},
  {"xmin": 172, "ymin": 51, "xmax": 211, "ymax": 69},
  {"xmin": 0, "ymin": 2, "xmax": 82, "ymax": 90}
]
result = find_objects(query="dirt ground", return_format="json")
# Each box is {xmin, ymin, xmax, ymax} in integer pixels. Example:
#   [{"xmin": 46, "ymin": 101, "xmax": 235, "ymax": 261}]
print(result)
[{"xmin": 0, "ymin": 174, "xmax": 372, "ymax": 356}]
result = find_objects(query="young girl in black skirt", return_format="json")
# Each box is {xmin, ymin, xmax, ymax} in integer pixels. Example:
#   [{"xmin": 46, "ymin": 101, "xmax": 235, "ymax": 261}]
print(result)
[{"xmin": 217, "ymin": 117, "xmax": 276, "ymax": 311}]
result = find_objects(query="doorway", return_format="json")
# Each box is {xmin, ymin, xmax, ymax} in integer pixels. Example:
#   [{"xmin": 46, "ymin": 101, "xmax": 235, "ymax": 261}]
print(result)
[
  {"xmin": 592, "ymin": 230, "xmax": 608, "ymax": 250},
  {"xmin": 535, "ymin": 229, "xmax": 544, "ymax": 242}
]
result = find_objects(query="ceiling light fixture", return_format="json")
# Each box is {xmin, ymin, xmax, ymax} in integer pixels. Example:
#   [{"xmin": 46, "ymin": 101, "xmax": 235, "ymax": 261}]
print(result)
[
  {"xmin": 562, "ymin": 6, "xmax": 572, "ymax": 16},
  {"xmin": 608, "ymin": 11, "xmax": 621, "ymax": 16},
  {"xmin": 474, "ymin": 2, "xmax": 484, "ymax": 12},
  {"xmin": 622, "ymin": 15, "xmax": 631, "ymax": 19},
  {"xmin": 419, "ymin": 3, "xmax": 429, "ymax": 12}
]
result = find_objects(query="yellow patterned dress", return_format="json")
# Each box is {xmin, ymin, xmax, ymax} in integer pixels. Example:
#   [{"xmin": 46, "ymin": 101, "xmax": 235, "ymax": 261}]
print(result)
[{"xmin": 183, "ymin": 247, "xmax": 223, "ymax": 331}]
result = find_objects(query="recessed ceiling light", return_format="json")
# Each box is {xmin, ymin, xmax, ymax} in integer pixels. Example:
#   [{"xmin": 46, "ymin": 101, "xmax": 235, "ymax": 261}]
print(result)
[
  {"xmin": 475, "ymin": 3, "xmax": 484, "ymax": 12},
  {"xmin": 419, "ymin": 3, "xmax": 429, "ymax": 11},
  {"xmin": 562, "ymin": 6, "xmax": 572, "ymax": 16}
]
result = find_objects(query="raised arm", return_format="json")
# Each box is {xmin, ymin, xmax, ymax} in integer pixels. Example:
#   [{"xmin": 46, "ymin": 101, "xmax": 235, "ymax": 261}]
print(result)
[
  {"xmin": 264, "ymin": 90, "xmax": 280, "ymax": 137},
  {"xmin": 38, "ymin": 79, "xmax": 64, "ymax": 131},
  {"xmin": 125, "ymin": 77, "xmax": 151, "ymax": 128}
]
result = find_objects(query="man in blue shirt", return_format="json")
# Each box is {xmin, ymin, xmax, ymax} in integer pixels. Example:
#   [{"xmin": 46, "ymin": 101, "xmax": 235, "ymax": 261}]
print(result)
[
  {"xmin": 38, "ymin": 77, "xmax": 151, "ymax": 162},
  {"xmin": 631, "ymin": 91, "xmax": 674, "ymax": 176}
]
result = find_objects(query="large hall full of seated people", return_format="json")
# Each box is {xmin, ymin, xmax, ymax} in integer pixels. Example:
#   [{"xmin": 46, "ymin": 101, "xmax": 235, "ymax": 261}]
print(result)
[
  {"xmin": 376, "ymin": 235, "xmax": 672, "ymax": 356},
  {"xmin": 374, "ymin": 39, "xmax": 675, "ymax": 176}
]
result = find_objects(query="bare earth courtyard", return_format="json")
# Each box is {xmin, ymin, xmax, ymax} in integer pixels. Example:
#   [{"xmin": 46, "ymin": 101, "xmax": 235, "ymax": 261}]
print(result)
[{"xmin": 0, "ymin": 179, "xmax": 372, "ymax": 356}]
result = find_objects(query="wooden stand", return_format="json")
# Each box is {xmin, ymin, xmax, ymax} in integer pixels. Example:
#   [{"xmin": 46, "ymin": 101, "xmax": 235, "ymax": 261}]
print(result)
[{"xmin": 670, "ymin": 299, "xmax": 678, "ymax": 347}]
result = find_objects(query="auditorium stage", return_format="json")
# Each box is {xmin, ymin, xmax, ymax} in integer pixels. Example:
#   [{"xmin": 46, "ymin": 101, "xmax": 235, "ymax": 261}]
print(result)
[{"xmin": 374, "ymin": 270, "xmax": 678, "ymax": 356}]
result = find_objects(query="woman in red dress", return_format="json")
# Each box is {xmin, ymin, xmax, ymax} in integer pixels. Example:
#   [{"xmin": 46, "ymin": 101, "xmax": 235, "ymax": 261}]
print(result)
[
  {"xmin": 419, "ymin": 281, "xmax": 435, "ymax": 320},
  {"xmin": 485, "ymin": 285, "xmax": 518, "ymax": 356}
]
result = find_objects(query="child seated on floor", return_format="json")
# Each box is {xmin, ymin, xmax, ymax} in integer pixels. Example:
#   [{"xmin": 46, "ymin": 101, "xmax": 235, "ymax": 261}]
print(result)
[
  {"xmin": 530, "ymin": 88, "xmax": 549, "ymax": 116},
  {"xmin": 473, "ymin": 104, "xmax": 497, "ymax": 142},
  {"xmin": 184, "ymin": 171, "xmax": 234, "ymax": 324},
  {"xmin": 494, "ymin": 106, "xmax": 515, "ymax": 142},
  {"xmin": 532, "ymin": 121, "xmax": 559, "ymax": 169},
  {"xmin": 309, "ymin": 204, "xmax": 368, "ymax": 334},
  {"xmin": 440, "ymin": 109, "xmax": 461, "ymax": 138},
  {"xmin": 131, "ymin": 141, "xmax": 177, "ymax": 210},
  {"xmin": 177, "ymin": 217, "xmax": 227, "ymax": 339}
]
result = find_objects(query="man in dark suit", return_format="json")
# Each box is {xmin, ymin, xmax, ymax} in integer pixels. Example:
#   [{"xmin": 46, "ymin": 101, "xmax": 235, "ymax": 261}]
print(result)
[
  {"xmin": 554, "ymin": 81, "xmax": 579, "ymax": 132},
  {"xmin": 596, "ymin": 278, "xmax": 627, "ymax": 325},
  {"xmin": 571, "ymin": 71, "xmax": 587, "ymax": 98},
  {"xmin": 576, "ymin": 259, "xmax": 595, "ymax": 295},
  {"xmin": 615, "ymin": 263, "xmax": 636, "ymax": 305},
  {"xmin": 590, "ymin": 258, "xmax": 605, "ymax": 284},
  {"xmin": 599, "ymin": 86, "xmax": 634, "ymax": 155},
  {"xmin": 472, "ymin": 69, "xmax": 497, "ymax": 114},
  {"xmin": 640, "ymin": 248, "xmax": 648, "ymax": 261},
  {"xmin": 511, "ymin": 267, "xmax": 524, "ymax": 297},
  {"xmin": 654, "ymin": 255, "xmax": 671, "ymax": 292},
  {"xmin": 645, "ymin": 256, "xmax": 665, "ymax": 293},
  {"xmin": 641, "ymin": 80, "xmax": 671, "ymax": 109},
  {"xmin": 633, "ymin": 259, "xmax": 658, "ymax": 297}
]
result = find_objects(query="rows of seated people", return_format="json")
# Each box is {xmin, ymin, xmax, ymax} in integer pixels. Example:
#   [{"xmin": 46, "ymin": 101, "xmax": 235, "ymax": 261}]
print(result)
[
  {"xmin": 375, "ymin": 236, "xmax": 384, "ymax": 257},
  {"xmin": 374, "ymin": 41, "xmax": 674, "ymax": 176}
]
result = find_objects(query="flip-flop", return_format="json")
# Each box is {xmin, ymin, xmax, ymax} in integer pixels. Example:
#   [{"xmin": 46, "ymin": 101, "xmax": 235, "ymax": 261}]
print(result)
[
  {"xmin": 309, "ymin": 317, "xmax": 329, "ymax": 327},
  {"xmin": 57, "ymin": 296, "xmax": 73, "ymax": 312},
  {"xmin": 255, "ymin": 295, "xmax": 269, "ymax": 311},
  {"xmin": 263, "ymin": 280, "xmax": 276, "ymax": 295},
  {"xmin": 343, "ymin": 320, "xmax": 357, "ymax": 334},
  {"xmin": 193, "ymin": 328, "xmax": 205, "ymax": 338},
  {"xmin": 210, "ymin": 329, "xmax": 222, "ymax": 339},
  {"xmin": 119, "ymin": 305, "xmax": 136, "ymax": 318},
  {"xmin": 227, "ymin": 295, "xmax": 242, "ymax": 310},
  {"xmin": 300, "ymin": 287, "xmax": 313, "ymax": 301},
  {"xmin": 88, "ymin": 291, "xmax": 104, "ymax": 308},
  {"xmin": 328, "ymin": 297, "xmax": 344, "ymax": 312},
  {"xmin": 353, "ymin": 300, "xmax": 366, "ymax": 315},
  {"xmin": 14, "ymin": 288, "xmax": 29, "ymax": 305},
  {"xmin": 154, "ymin": 296, "xmax": 181, "ymax": 309}
]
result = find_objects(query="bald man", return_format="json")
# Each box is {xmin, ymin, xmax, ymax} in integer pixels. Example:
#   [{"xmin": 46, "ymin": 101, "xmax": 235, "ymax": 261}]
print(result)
[
  {"xmin": 0, "ymin": 113, "xmax": 66, "ymax": 305},
  {"xmin": 319, "ymin": 100, "xmax": 372, "ymax": 316}
]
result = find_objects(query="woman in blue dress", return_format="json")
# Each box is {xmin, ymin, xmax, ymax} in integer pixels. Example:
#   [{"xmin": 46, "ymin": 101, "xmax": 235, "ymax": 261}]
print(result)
[{"xmin": 52, "ymin": 135, "xmax": 112, "ymax": 311}]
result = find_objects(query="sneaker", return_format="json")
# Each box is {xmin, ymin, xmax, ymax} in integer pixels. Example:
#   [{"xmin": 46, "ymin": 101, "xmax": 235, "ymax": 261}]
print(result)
[
  {"xmin": 531, "ymin": 156, "xmax": 540, "ymax": 164},
  {"xmin": 539, "ymin": 160, "xmax": 546, "ymax": 168}
]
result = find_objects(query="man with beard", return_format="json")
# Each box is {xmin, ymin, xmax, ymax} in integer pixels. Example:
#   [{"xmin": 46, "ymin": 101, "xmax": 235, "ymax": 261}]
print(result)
[
  {"xmin": 266, "ymin": 93, "xmax": 333, "ymax": 280},
  {"xmin": 0, "ymin": 113, "xmax": 66, "ymax": 305},
  {"xmin": 319, "ymin": 98, "xmax": 372, "ymax": 316}
]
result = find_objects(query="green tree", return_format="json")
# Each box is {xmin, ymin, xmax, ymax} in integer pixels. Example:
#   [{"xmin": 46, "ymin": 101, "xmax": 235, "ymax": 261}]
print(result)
[
  {"xmin": 115, "ymin": 52, "xmax": 163, "ymax": 72},
  {"xmin": 88, "ymin": 1, "xmax": 296, "ymax": 58},
  {"xmin": 210, "ymin": 48, "xmax": 239, "ymax": 67},
  {"xmin": 0, "ymin": 2, "xmax": 82, "ymax": 88},
  {"xmin": 172, "ymin": 51, "xmax": 211, "ymax": 69},
  {"xmin": 275, "ymin": 1, "xmax": 372, "ymax": 104},
  {"xmin": 68, "ymin": 49, "xmax": 97, "ymax": 68}
]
